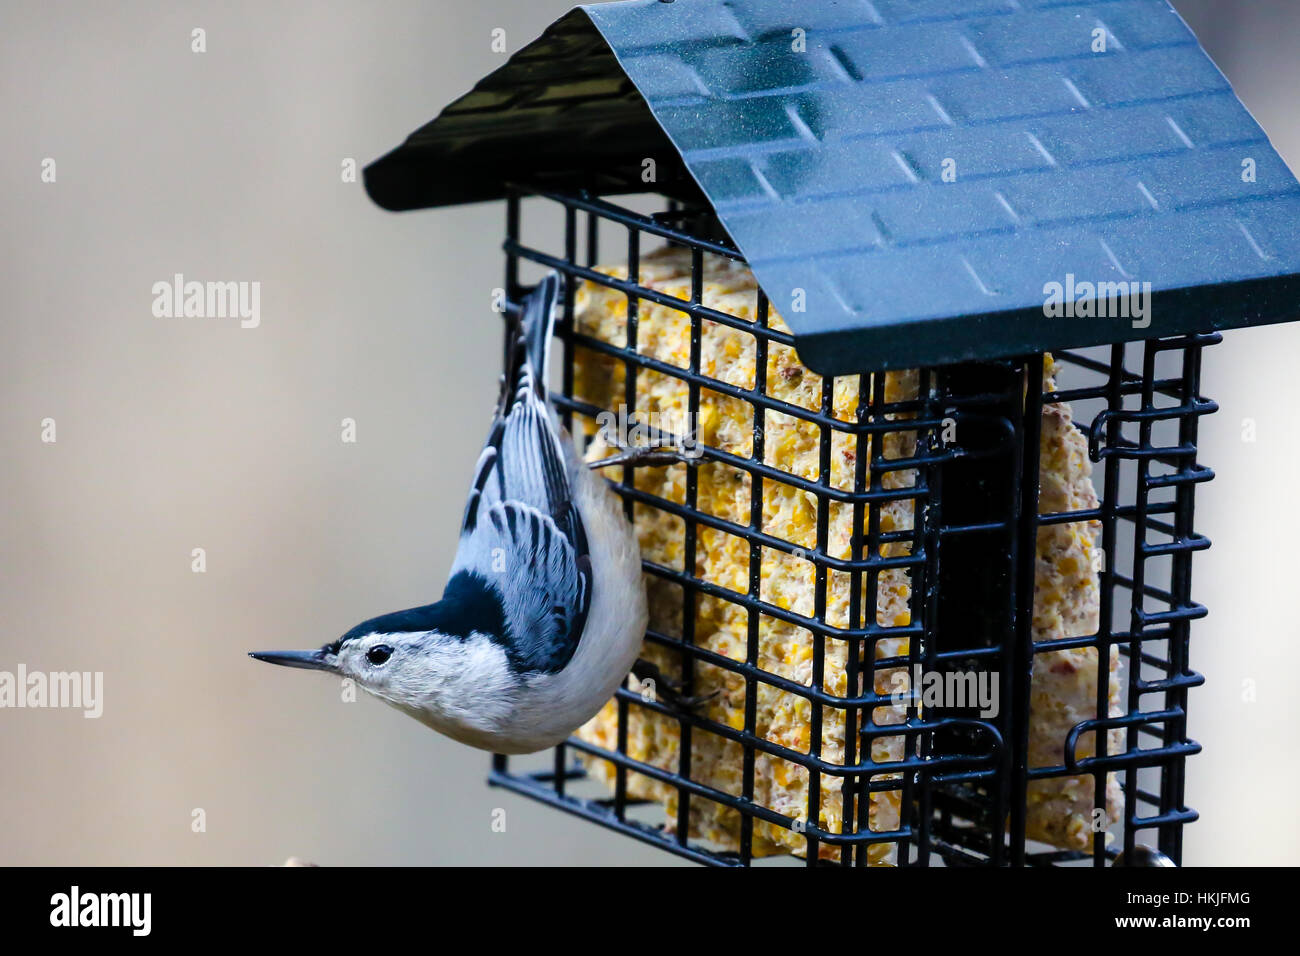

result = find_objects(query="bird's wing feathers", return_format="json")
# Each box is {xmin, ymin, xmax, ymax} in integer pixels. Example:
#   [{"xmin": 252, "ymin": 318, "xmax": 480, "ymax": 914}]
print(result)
[
  {"xmin": 453, "ymin": 274, "xmax": 591, "ymax": 674},
  {"xmin": 452, "ymin": 499, "xmax": 590, "ymax": 673}
]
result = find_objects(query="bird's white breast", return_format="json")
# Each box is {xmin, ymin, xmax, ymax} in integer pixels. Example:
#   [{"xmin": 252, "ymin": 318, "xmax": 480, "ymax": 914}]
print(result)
[
  {"xmin": 503, "ymin": 455, "xmax": 648, "ymax": 752},
  {"xmin": 374, "ymin": 632, "xmax": 522, "ymax": 750}
]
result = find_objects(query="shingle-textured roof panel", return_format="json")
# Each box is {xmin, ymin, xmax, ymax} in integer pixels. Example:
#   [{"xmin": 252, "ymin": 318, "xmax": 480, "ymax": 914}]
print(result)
[{"xmin": 365, "ymin": 0, "xmax": 1300, "ymax": 373}]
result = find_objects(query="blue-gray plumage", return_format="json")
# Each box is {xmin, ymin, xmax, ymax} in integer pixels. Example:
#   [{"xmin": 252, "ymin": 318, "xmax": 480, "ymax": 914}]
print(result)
[
  {"xmin": 451, "ymin": 273, "xmax": 591, "ymax": 673},
  {"xmin": 251, "ymin": 273, "xmax": 651, "ymax": 754}
]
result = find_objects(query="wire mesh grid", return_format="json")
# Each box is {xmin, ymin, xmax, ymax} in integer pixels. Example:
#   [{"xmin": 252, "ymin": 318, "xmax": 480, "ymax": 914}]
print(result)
[{"xmin": 488, "ymin": 186, "xmax": 1216, "ymax": 867}]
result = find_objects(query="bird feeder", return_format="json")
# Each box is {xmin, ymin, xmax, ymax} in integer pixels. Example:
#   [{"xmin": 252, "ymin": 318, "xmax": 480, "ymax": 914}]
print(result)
[{"xmin": 362, "ymin": 0, "xmax": 1300, "ymax": 866}]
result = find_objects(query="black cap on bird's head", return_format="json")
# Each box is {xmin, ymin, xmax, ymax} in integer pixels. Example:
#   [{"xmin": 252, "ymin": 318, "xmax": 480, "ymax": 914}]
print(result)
[
  {"xmin": 249, "ymin": 608, "xmax": 391, "ymax": 675},
  {"xmin": 249, "ymin": 572, "xmax": 508, "ymax": 677},
  {"xmin": 250, "ymin": 621, "xmax": 390, "ymax": 675}
]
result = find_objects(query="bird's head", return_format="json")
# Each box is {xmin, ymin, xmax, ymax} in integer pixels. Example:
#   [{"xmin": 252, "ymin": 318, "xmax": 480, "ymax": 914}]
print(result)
[
  {"xmin": 249, "ymin": 572, "xmax": 511, "ymax": 716},
  {"xmin": 249, "ymin": 624, "xmax": 429, "ymax": 701}
]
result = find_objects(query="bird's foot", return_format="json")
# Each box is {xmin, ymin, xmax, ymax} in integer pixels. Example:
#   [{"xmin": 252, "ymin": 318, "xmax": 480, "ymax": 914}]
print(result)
[
  {"xmin": 631, "ymin": 658, "xmax": 717, "ymax": 712},
  {"xmin": 587, "ymin": 435, "xmax": 703, "ymax": 471}
]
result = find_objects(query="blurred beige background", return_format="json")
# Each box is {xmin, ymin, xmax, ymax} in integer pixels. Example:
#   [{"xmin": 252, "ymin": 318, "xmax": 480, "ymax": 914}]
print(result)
[{"xmin": 0, "ymin": 0, "xmax": 1295, "ymax": 866}]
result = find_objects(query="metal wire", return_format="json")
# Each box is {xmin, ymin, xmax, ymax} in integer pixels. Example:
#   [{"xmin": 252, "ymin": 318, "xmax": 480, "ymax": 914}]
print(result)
[{"xmin": 488, "ymin": 187, "xmax": 1215, "ymax": 867}]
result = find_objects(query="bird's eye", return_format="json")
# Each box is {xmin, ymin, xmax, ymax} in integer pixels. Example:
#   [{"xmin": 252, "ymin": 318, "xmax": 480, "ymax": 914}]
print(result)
[{"xmin": 366, "ymin": 644, "xmax": 393, "ymax": 666}]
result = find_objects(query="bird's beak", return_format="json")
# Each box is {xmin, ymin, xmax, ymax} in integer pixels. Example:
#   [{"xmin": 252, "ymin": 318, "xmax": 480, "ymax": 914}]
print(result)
[{"xmin": 248, "ymin": 649, "xmax": 337, "ymax": 672}]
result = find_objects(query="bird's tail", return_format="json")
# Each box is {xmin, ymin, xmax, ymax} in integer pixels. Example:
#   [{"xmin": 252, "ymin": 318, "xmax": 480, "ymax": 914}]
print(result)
[{"xmin": 515, "ymin": 272, "xmax": 561, "ymax": 396}]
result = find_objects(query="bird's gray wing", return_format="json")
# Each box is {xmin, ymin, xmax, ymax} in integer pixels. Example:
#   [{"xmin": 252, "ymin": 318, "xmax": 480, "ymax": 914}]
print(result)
[
  {"xmin": 461, "ymin": 388, "xmax": 578, "ymax": 534},
  {"xmin": 451, "ymin": 275, "xmax": 591, "ymax": 673},
  {"xmin": 451, "ymin": 498, "xmax": 590, "ymax": 674},
  {"xmin": 460, "ymin": 273, "xmax": 580, "ymax": 544}
]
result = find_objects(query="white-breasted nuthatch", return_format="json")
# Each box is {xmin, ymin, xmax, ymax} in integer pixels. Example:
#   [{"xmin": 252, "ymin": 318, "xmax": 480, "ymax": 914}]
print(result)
[{"xmin": 251, "ymin": 274, "xmax": 694, "ymax": 753}]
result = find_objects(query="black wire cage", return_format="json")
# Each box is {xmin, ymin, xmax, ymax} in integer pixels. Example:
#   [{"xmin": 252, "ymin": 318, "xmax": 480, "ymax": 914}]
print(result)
[
  {"xmin": 488, "ymin": 185, "xmax": 1215, "ymax": 867},
  {"xmin": 361, "ymin": 0, "xmax": 1300, "ymax": 866}
]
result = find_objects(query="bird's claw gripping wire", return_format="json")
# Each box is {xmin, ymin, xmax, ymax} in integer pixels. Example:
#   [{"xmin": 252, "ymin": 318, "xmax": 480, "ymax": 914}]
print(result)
[
  {"xmin": 587, "ymin": 438, "xmax": 704, "ymax": 471},
  {"xmin": 631, "ymin": 657, "xmax": 718, "ymax": 712}
]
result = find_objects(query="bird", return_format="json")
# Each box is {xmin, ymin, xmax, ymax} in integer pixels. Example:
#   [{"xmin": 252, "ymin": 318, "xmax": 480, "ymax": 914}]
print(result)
[{"xmin": 250, "ymin": 274, "xmax": 698, "ymax": 754}]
